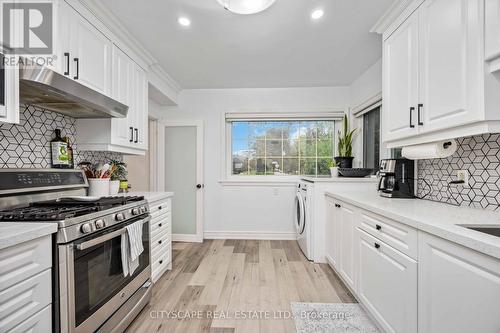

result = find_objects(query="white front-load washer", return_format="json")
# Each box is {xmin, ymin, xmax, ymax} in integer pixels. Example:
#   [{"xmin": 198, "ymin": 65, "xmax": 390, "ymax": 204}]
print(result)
[{"xmin": 295, "ymin": 181, "xmax": 312, "ymax": 260}]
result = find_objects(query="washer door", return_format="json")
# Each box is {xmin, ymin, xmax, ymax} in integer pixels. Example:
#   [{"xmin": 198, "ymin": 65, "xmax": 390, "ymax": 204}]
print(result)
[{"xmin": 294, "ymin": 191, "xmax": 306, "ymax": 235}]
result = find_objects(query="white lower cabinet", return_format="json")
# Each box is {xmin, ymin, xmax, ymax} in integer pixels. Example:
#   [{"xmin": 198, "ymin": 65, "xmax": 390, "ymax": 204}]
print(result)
[
  {"xmin": 325, "ymin": 196, "xmax": 500, "ymax": 333},
  {"xmin": 338, "ymin": 203, "xmax": 356, "ymax": 291},
  {"xmin": 358, "ymin": 229, "xmax": 417, "ymax": 333},
  {"xmin": 149, "ymin": 197, "xmax": 173, "ymax": 283},
  {"xmin": 0, "ymin": 235, "xmax": 52, "ymax": 333},
  {"xmin": 418, "ymin": 232, "xmax": 500, "ymax": 333}
]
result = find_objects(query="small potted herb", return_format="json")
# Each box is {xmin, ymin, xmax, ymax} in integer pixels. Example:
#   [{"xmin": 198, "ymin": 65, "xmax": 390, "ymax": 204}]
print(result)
[
  {"xmin": 328, "ymin": 160, "xmax": 339, "ymax": 177},
  {"xmin": 109, "ymin": 160, "xmax": 127, "ymax": 195},
  {"xmin": 335, "ymin": 114, "xmax": 357, "ymax": 168}
]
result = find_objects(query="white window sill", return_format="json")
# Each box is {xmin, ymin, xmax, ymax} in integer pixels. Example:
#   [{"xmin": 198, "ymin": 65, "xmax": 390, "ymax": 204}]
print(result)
[{"xmin": 218, "ymin": 178, "xmax": 299, "ymax": 187}]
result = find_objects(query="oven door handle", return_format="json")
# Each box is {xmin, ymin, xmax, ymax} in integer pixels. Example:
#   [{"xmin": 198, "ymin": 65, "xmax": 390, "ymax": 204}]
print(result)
[{"xmin": 75, "ymin": 216, "xmax": 150, "ymax": 251}]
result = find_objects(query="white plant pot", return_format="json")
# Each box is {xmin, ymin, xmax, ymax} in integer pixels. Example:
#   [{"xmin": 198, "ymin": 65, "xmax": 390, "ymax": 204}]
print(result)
[
  {"xmin": 88, "ymin": 178, "xmax": 110, "ymax": 197},
  {"xmin": 330, "ymin": 167, "xmax": 339, "ymax": 177},
  {"xmin": 109, "ymin": 180, "xmax": 120, "ymax": 195}
]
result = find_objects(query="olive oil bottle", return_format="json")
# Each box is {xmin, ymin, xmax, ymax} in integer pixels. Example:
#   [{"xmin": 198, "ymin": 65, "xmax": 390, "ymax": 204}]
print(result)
[
  {"xmin": 50, "ymin": 129, "xmax": 69, "ymax": 168},
  {"xmin": 63, "ymin": 137, "xmax": 74, "ymax": 169}
]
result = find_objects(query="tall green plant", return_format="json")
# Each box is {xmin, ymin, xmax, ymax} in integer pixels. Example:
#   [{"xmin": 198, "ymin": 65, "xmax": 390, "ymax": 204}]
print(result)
[{"xmin": 337, "ymin": 115, "xmax": 356, "ymax": 157}]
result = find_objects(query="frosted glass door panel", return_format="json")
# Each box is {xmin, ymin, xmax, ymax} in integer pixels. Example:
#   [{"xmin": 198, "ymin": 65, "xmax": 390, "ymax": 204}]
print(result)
[{"xmin": 165, "ymin": 126, "xmax": 197, "ymax": 235}]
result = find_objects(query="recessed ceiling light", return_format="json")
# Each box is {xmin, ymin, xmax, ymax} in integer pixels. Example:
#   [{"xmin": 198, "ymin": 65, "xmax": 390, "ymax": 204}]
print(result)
[
  {"xmin": 311, "ymin": 9, "xmax": 324, "ymax": 20},
  {"xmin": 178, "ymin": 17, "xmax": 191, "ymax": 27}
]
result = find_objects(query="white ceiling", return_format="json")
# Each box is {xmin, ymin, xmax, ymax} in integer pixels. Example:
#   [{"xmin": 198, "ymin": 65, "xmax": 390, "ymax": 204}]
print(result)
[{"xmin": 100, "ymin": 0, "xmax": 395, "ymax": 89}]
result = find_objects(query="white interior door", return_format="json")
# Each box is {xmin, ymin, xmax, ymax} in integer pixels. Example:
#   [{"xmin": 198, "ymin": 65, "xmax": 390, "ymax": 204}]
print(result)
[{"xmin": 159, "ymin": 121, "xmax": 204, "ymax": 242}]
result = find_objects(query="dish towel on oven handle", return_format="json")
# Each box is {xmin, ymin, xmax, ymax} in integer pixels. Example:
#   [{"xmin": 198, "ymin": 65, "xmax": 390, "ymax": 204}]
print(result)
[{"xmin": 121, "ymin": 221, "xmax": 144, "ymax": 277}]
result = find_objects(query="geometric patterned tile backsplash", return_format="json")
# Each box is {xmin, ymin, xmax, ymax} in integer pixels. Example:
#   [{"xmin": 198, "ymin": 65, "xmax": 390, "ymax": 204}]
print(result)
[
  {"xmin": 0, "ymin": 105, "xmax": 122, "ymax": 168},
  {"xmin": 417, "ymin": 134, "xmax": 500, "ymax": 211}
]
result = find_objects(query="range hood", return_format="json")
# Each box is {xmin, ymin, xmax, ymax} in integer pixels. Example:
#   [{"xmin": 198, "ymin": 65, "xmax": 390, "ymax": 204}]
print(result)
[{"xmin": 19, "ymin": 58, "xmax": 128, "ymax": 118}]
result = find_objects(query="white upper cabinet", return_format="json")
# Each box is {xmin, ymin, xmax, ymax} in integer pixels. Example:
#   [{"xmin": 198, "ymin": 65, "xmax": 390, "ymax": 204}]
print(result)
[
  {"xmin": 70, "ymin": 11, "xmax": 112, "ymax": 95},
  {"xmin": 485, "ymin": 0, "xmax": 500, "ymax": 72},
  {"xmin": 418, "ymin": 0, "xmax": 482, "ymax": 133},
  {"xmin": 381, "ymin": 0, "xmax": 500, "ymax": 148},
  {"xmin": 0, "ymin": 53, "xmax": 19, "ymax": 124},
  {"xmin": 383, "ymin": 12, "xmax": 419, "ymax": 142}
]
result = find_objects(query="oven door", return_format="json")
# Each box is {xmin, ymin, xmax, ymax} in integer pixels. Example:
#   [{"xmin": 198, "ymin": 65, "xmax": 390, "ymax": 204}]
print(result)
[{"xmin": 58, "ymin": 215, "xmax": 151, "ymax": 333}]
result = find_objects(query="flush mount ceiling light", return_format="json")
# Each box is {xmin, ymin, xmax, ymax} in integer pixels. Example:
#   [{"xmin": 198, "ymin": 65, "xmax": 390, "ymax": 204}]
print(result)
[
  {"xmin": 178, "ymin": 17, "xmax": 191, "ymax": 27},
  {"xmin": 217, "ymin": 0, "xmax": 277, "ymax": 15},
  {"xmin": 311, "ymin": 9, "xmax": 324, "ymax": 20}
]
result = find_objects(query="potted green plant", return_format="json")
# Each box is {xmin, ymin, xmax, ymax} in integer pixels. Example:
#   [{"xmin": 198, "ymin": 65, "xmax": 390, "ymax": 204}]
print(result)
[
  {"xmin": 328, "ymin": 160, "xmax": 339, "ymax": 177},
  {"xmin": 335, "ymin": 114, "xmax": 357, "ymax": 168},
  {"xmin": 109, "ymin": 160, "xmax": 127, "ymax": 195}
]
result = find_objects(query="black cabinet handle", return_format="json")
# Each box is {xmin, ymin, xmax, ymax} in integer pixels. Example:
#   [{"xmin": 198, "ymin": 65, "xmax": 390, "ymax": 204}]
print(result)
[
  {"xmin": 374, "ymin": 243, "xmax": 380, "ymax": 249},
  {"xmin": 376, "ymin": 224, "xmax": 382, "ymax": 230},
  {"xmin": 158, "ymin": 206, "xmax": 162, "ymax": 210},
  {"xmin": 335, "ymin": 204, "xmax": 341, "ymax": 208},
  {"xmin": 418, "ymin": 103, "xmax": 424, "ymax": 126},
  {"xmin": 409, "ymin": 107, "xmax": 415, "ymax": 128},
  {"xmin": 129, "ymin": 127, "xmax": 134, "ymax": 142},
  {"xmin": 64, "ymin": 52, "xmax": 70, "ymax": 75},
  {"xmin": 159, "ymin": 260, "xmax": 163, "ymax": 264},
  {"xmin": 158, "ymin": 240, "xmax": 162, "ymax": 244},
  {"xmin": 159, "ymin": 223, "xmax": 162, "ymax": 227},
  {"xmin": 73, "ymin": 58, "xmax": 79, "ymax": 80},
  {"xmin": 134, "ymin": 128, "xmax": 138, "ymax": 143}
]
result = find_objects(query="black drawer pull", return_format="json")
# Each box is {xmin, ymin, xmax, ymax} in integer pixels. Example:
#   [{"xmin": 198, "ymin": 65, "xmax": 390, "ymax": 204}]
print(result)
[
  {"xmin": 73, "ymin": 58, "xmax": 79, "ymax": 80},
  {"xmin": 159, "ymin": 260, "xmax": 163, "ymax": 264},
  {"xmin": 158, "ymin": 240, "xmax": 162, "ymax": 244},
  {"xmin": 129, "ymin": 127, "xmax": 134, "ymax": 142},
  {"xmin": 158, "ymin": 223, "xmax": 162, "ymax": 227},
  {"xmin": 64, "ymin": 52, "xmax": 70, "ymax": 75},
  {"xmin": 158, "ymin": 206, "xmax": 162, "ymax": 210},
  {"xmin": 335, "ymin": 204, "xmax": 341, "ymax": 208},
  {"xmin": 374, "ymin": 243, "xmax": 380, "ymax": 249},
  {"xmin": 376, "ymin": 224, "xmax": 382, "ymax": 230}
]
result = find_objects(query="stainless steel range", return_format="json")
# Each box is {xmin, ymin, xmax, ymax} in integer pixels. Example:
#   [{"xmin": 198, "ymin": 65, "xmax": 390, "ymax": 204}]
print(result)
[{"xmin": 0, "ymin": 169, "xmax": 152, "ymax": 333}]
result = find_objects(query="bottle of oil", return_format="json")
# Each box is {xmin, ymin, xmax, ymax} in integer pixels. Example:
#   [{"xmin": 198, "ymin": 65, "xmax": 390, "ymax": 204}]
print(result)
[
  {"xmin": 50, "ymin": 129, "xmax": 69, "ymax": 168},
  {"xmin": 63, "ymin": 136, "xmax": 74, "ymax": 169}
]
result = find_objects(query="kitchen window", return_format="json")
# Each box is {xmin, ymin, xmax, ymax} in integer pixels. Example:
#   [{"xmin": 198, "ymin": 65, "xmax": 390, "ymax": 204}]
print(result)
[
  {"xmin": 363, "ymin": 107, "xmax": 380, "ymax": 173},
  {"xmin": 226, "ymin": 112, "xmax": 343, "ymax": 177}
]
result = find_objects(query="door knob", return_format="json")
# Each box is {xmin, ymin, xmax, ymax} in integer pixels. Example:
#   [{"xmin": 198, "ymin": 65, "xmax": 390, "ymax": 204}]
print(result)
[{"xmin": 196, "ymin": 184, "xmax": 202, "ymax": 189}]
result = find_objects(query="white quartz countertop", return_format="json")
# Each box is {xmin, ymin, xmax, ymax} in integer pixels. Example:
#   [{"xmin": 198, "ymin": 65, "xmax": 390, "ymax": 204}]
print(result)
[
  {"xmin": 125, "ymin": 191, "xmax": 174, "ymax": 203},
  {"xmin": 325, "ymin": 190, "xmax": 500, "ymax": 259},
  {"xmin": 302, "ymin": 176, "xmax": 378, "ymax": 183},
  {"xmin": 0, "ymin": 222, "xmax": 57, "ymax": 250}
]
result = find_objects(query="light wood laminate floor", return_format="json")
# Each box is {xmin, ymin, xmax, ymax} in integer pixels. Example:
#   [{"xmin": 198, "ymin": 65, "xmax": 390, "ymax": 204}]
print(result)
[{"xmin": 126, "ymin": 240, "xmax": 356, "ymax": 333}]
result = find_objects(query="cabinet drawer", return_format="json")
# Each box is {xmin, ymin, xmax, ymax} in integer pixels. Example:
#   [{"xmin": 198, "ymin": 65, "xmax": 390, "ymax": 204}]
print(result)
[
  {"xmin": 0, "ymin": 235, "xmax": 51, "ymax": 292},
  {"xmin": 150, "ymin": 212, "xmax": 171, "ymax": 236},
  {"xmin": 357, "ymin": 229, "xmax": 417, "ymax": 333},
  {"xmin": 152, "ymin": 247, "xmax": 171, "ymax": 280},
  {"xmin": 0, "ymin": 269, "xmax": 51, "ymax": 332},
  {"xmin": 150, "ymin": 208, "xmax": 170, "ymax": 222},
  {"xmin": 358, "ymin": 211, "xmax": 417, "ymax": 259},
  {"xmin": 8, "ymin": 304, "xmax": 51, "ymax": 333},
  {"xmin": 151, "ymin": 226, "xmax": 170, "ymax": 251},
  {"xmin": 150, "ymin": 199, "xmax": 171, "ymax": 214},
  {"xmin": 151, "ymin": 235, "xmax": 171, "ymax": 262}
]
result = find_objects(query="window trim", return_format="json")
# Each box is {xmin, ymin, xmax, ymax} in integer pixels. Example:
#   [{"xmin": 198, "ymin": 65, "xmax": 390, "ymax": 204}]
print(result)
[{"xmin": 222, "ymin": 110, "xmax": 346, "ymax": 182}]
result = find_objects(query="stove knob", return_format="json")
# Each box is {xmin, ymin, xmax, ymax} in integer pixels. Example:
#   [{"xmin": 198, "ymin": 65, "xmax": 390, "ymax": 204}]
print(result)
[
  {"xmin": 140, "ymin": 206, "xmax": 147, "ymax": 214},
  {"xmin": 81, "ymin": 223, "xmax": 92, "ymax": 234},
  {"xmin": 95, "ymin": 219, "xmax": 105, "ymax": 229},
  {"xmin": 115, "ymin": 213, "xmax": 125, "ymax": 221},
  {"xmin": 131, "ymin": 208, "xmax": 140, "ymax": 216}
]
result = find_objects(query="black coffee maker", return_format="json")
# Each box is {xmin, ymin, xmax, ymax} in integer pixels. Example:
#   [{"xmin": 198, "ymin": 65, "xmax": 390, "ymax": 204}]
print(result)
[{"xmin": 377, "ymin": 158, "xmax": 415, "ymax": 198}]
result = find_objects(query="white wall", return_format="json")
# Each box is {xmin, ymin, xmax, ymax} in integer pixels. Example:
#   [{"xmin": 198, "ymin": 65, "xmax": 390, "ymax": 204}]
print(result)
[
  {"xmin": 349, "ymin": 59, "xmax": 382, "ymax": 167},
  {"xmin": 156, "ymin": 87, "xmax": 350, "ymax": 238}
]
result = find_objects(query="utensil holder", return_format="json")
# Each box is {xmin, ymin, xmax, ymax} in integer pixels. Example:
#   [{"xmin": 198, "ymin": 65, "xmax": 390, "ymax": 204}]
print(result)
[{"xmin": 88, "ymin": 178, "xmax": 110, "ymax": 197}]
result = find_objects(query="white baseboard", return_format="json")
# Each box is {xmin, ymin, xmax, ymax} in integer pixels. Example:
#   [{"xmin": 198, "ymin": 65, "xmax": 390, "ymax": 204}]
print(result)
[
  {"xmin": 172, "ymin": 234, "xmax": 203, "ymax": 243},
  {"xmin": 204, "ymin": 231, "xmax": 297, "ymax": 240}
]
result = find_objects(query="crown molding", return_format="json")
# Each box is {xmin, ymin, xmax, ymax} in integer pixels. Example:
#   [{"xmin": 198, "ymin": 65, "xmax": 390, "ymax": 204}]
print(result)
[
  {"xmin": 77, "ymin": 0, "xmax": 182, "ymax": 98},
  {"xmin": 370, "ymin": 0, "xmax": 415, "ymax": 34}
]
